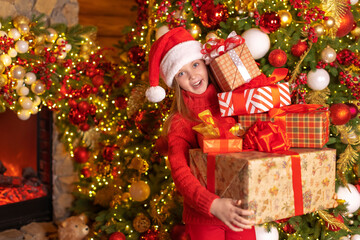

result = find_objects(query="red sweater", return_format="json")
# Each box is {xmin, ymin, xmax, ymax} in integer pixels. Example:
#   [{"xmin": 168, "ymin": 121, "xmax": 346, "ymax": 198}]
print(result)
[{"xmin": 168, "ymin": 84, "xmax": 236, "ymax": 224}]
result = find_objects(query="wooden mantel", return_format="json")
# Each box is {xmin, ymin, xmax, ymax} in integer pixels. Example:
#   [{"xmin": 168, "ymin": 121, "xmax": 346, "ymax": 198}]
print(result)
[{"xmin": 78, "ymin": 0, "xmax": 137, "ymax": 48}]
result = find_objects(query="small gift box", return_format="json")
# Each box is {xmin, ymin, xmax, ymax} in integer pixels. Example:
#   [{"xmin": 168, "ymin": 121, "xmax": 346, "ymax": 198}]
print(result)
[
  {"xmin": 189, "ymin": 147, "xmax": 338, "ymax": 224},
  {"xmin": 193, "ymin": 110, "xmax": 243, "ymax": 153},
  {"xmin": 217, "ymin": 68, "xmax": 291, "ymax": 117},
  {"xmin": 238, "ymin": 104, "xmax": 330, "ymax": 148},
  {"xmin": 202, "ymin": 31, "xmax": 261, "ymax": 92}
]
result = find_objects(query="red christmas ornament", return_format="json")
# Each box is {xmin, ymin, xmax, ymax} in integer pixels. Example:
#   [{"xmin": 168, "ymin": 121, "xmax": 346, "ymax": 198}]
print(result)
[
  {"xmin": 259, "ymin": 12, "xmax": 281, "ymax": 33},
  {"xmin": 68, "ymin": 99, "xmax": 77, "ymax": 108},
  {"xmin": 283, "ymin": 222, "xmax": 296, "ymax": 234},
  {"xmin": 79, "ymin": 122, "xmax": 90, "ymax": 131},
  {"xmin": 268, "ymin": 49, "xmax": 287, "ymax": 67},
  {"xmin": 92, "ymin": 75, "xmax": 104, "ymax": 88},
  {"xmin": 199, "ymin": 2, "xmax": 229, "ymax": 29},
  {"xmin": 135, "ymin": 110, "xmax": 161, "ymax": 135},
  {"xmin": 345, "ymin": 103, "xmax": 359, "ymax": 119},
  {"xmin": 74, "ymin": 146, "xmax": 89, "ymax": 163},
  {"xmin": 81, "ymin": 167, "xmax": 91, "ymax": 178},
  {"xmin": 170, "ymin": 224, "xmax": 190, "ymax": 240},
  {"xmin": 325, "ymin": 214, "xmax": 344, "ymax": 231},
  {"xmin": 155, "ymin": 136, "xmax": 168, "ymax": 156},
  {"xmin": 109, "ymin": 232, "xmax": 126, "ymax": 240},
  {"xmin": 336, "ymin": 9, "xmax": 355, "ymax": 38},
  {"xmin": 115, "ymin": 96, "xmax": 127, "ymax": 109},
  {"xmin": 128, "ymin": 46, "xmax": 146, "ymax": 65},
  {"xmin": 78, "ymin": 101, "xmax": 90, "ymax": 114},
  {"xmin": 102, "ymin": 145, "xmax": 118, "ymax": 161},
  {"xmin": 291, "ymin": 40, "xmax": 308, "ymax": 57},
  {"xmin": 329, "ymin": 103, "xmax": 351, "ymax": 125},
  {"xmin": 68, "ymin": 108, "xmax": 87, "ymax": 125},
  {"xmin": 89, "ymin": 104, "xmax": 97, "ymax": 115},
  {"xmin": 140, "ymin": 228, "xmax": 159, "ymax": 240}
]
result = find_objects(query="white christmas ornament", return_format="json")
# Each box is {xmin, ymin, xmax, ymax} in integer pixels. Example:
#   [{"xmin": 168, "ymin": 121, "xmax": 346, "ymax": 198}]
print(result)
[
  {"xmin": 340, "ymin": 237, "xmax": 350, "ymax": 240},
  {"xmin": 8, "ymin": 28, "xmax": 21, "ymax": 40},
  {"xmin": 351, "ymin": 234, "xmax": 360, "ymax": 240},
  {"xmin": 19, "ymin": 96, "xmax": 33, "ymax": 109},
  {"xmin": 30, "ymin": 105, "xmax": 39, "ymax": 115},
  {"xmin": 15, "ymin": 40, "xmax": 29, "ymax": 54},
  {"xmin": 350, "ymin": 0, "xmax": 358, "ymax": 5},
  {"xmin": 33, "ymin": 96, "xmax": 41, "ymax": 106},
  {"xmin": 8, "ymin": 48, "xmax": 18, "ymax": 58},
  {"xmin": 17, "ymin": 86, "xmax": 30, "ymax": 96},
  {"xmin": 25, "ymin": 72, "xmax": 37, "ymax": 85},
  {"xmin": 65, "ymin": 43, "xmax": 72, "ymax": 52},
  {"xmin": 56, "ymin": 38, "xmax": 66, "ymax": 45},
  {"xmin": 241, "ymin": 28, "xmax": 270, "ymax": 59},
  {"xmin": 255, "ymin": 225, "xmax": 279, "ymax": 240},
  {"xmin": 156, "ymin": 25, "xmax": 170, "ymax": 40},
  {"xmin": 17, "ymin": 109, "xmax": 31, "ymax": 120},
  {"xmin": 307, "ymin": 68, "xmax": 330, "ymax": 91},
  {"xmin": 336, "ymin": 184, "xmax": 360, "ymax": 213},
  {"xmin": 1, "ymin": 54, "xmax": 12, "ymax": 66}
]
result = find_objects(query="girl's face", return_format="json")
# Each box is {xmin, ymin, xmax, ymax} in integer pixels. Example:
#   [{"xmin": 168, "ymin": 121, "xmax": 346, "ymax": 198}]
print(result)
[{"xmin": 174, "ymin": 59, "xmax": 208, "ymax": 95}]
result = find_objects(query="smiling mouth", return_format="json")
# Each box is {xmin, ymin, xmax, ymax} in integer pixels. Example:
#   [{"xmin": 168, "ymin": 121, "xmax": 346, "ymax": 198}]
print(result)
[{"xmin": 192, "ymin": 80, "xmax": 202, "ymax": 87}]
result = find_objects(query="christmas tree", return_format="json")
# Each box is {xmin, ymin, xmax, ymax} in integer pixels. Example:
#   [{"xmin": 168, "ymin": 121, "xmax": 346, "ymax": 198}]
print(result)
[{"xmin": 0, "ymin": 0, "xmax": 360, "ymax": 239}]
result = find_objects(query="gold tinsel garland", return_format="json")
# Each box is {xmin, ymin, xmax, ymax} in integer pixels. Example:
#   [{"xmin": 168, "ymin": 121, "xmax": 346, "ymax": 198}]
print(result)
[{"xmin": 320, "ymin": 0, "xmax": 349, "ymax": 38}]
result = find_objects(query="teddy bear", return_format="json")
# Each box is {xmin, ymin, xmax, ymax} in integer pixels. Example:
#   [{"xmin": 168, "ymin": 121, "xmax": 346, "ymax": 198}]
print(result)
[{"xmin": 58, "ymin": 214, "xmax": 89, "ymax": 240}]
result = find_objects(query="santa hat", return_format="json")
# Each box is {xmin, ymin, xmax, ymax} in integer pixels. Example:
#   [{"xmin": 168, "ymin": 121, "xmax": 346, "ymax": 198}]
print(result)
[{"xmin": 146, "ymin": 27, "xmax": 203, "ymax": 102}]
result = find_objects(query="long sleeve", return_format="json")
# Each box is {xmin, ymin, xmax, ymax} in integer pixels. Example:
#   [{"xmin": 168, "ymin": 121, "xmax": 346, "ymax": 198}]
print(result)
[{"xmin": 168, "ymin": 114, "xmax": 219, "ymax": 217}]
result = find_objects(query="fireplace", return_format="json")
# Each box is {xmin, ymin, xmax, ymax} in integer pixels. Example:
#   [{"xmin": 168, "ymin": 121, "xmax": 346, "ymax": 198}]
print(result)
[{"xmin": 0, "ymin": 108, "xmax": 53, "ymax": 231}]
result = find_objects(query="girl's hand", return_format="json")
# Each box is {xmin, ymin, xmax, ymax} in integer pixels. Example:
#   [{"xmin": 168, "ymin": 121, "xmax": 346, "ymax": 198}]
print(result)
[{"xmin": 210, "ymin": 198, "xmax": 255, "ymax": 232}]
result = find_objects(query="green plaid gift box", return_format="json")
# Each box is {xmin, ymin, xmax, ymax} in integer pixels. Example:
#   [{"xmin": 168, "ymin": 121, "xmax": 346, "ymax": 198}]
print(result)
[{"xmin": 238, "ymin": 110, "xmax": 330, "ymax": 148}]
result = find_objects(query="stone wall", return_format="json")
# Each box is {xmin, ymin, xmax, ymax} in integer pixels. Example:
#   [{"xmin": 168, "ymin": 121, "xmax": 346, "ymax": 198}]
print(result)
[
  {"xmin": 0, "ymin": 0, "xmax": 79, "ymax": 26},
  {"xmin": 0, "ymin": 0, "xmax": 79, "ymax": 223}
]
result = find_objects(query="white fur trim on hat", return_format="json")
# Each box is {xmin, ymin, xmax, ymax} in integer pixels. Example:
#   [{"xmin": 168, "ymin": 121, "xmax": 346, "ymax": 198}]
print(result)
[
  {"xmin": 145, "ymin": 86, "xmax": 166, "ymax": 103},
  {"xmin": 160, "ymin": 40, "xmax": 203, "ymax": 87}
]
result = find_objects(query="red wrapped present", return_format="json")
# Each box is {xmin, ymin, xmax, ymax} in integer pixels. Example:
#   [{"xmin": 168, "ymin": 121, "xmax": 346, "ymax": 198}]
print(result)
[
  {"xmin": 193, "ymin": 110, "xmax": 243, "ymax": 153},
  {"xmin": 238, "ymin": 104, "xmax": 330, "ymax": 148},
  {"xmin": 217, "ymin": 68, "xmax": 291, "ymax": 117},
  {"xmin": 202, "ymin": 31, "xmax": 261, "ymax": 92},
  {"xmin": 189, "ymin": 147, "xmax": 338, "ymax": 224}
]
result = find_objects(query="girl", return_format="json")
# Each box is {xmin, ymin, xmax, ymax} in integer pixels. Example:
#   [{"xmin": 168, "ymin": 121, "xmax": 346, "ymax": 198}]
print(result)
[{"xmin": 146, "ymin": 27, "xmax": 256, "ymax": 240}]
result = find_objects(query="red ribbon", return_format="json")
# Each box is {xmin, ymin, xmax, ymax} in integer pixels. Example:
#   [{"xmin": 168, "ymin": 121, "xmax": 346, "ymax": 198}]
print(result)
[
  {"xmin": 202, "ymin": 35, "xmax": 245, "ymax": 56},
  {"xmin": 207, "ymin": 154, "xmax": 216, "ymax": 193},
  {"xmin": 277, "ymin": 150, "xmax": 304, "ymax": 217},
  {"xmin": 243, "ymin": 120, "xmax": 291, "ymax": 152}
]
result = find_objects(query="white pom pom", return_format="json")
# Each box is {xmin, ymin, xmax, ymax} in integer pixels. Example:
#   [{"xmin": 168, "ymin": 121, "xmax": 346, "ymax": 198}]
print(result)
[{"xmin": 146, "ymin": 86, "xmax": 166, "ymax": 102}]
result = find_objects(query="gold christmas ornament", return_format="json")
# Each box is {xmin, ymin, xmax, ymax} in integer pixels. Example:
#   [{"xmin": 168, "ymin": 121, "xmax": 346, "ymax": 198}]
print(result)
[
  {"xmin": 0, "ymin": 61, "xmax": 5, "ymax": 74},
  {"xmin": 132, "ymin": 213, "xmax": 151, "ymax": 233},
  {"xmin": 121, "ymin": 192, "xmax": 131, "ymax": 202},
  {"xmin": 10, "ymin": 65, "xmax": 26, "ymax": 80},
  {"xmin": 205, "ymin": 31, "xmax": 220, "ymax": 42},
  {"xmin": 313, "ymin": 23, "xmax": 325, "ymax": 37},
  {"xmin": 189, "ymin": 24, "xmax": 201, "ymax": 39},
  {"xmin": 278, "ymin": 10, "xmax": 292, "ymax": 27},
  {"xmin": 13, "ymin": 16, "xmax": 30, "ymax": 28},
  {"xmin": 31, "ymin": 80, "xmax": 46, "ymax": 95},
  {"xmin": 174, "ymin": 10, "xmax": 187, "ymax": 20},
  {"xmin": 34, "ymin": 46, "xmax": 45, "ymax": 56},
  {"xmin": 129, "ymin": 180, "xmax": 150, "ymax": 202},
  {"xmin": 45, "ymin": 28, "xmax": 58, "ymax": 42},
  {"xmin": 128, "ymin": 157, "xmax": 149, "ymax": 173},
  {"xmin": 351, "ymin": 26, "xmax": 360, "ymax": 37},
  {"xmin": 18, "ymin": 24, "xmax": 30, "ymax": 35},
  {"xmin": 321, "ymin": 46, "xmax": 337, "ymax": 63},
  {"xmin": 35, "ymin": 34, "xmax": 46, "ymax": 45},
  {"xmin": 0, "ymin": 74, "xmax": 7, "ymax": 87},
  {"xmin": 324, "ymin": 16, "xmax": 336, "ymax": 28}
]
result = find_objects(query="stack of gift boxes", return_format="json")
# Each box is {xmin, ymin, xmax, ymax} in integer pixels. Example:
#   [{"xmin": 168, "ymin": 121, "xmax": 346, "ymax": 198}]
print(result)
[{"xmin": 189, "ymin": 32, "xmax": 338, "ymax": 224}]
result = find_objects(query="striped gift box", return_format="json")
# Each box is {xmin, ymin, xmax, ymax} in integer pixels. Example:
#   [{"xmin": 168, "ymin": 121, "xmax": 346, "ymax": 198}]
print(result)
[
  {"xmin": 218, "ymin": 82, "xmax": 291, "ymax": 117},
  {"xmin": 210, "ymin": 44, "xmax": 261, "ymax": 92},
  {"xmin": 238, "ymin": 111, "xmax": 330, "ymax": 148}
]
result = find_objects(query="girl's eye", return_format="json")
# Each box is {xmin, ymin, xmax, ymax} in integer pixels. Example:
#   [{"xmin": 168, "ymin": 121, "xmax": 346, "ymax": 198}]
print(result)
[
  {"xmin": 193, "ymin": 62, "xmax": 199, "ymax": 68},
  {"xmin": 177, "ymin": 71, "xmax": 184, "ymax": 78}
]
